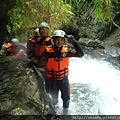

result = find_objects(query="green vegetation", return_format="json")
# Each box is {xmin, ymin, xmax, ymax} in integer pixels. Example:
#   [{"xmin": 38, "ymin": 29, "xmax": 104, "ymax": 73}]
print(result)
[
  {"xmin": 6, "ymin": 0, "xmax": 74, "ymax": 41},
  {"xmin": 1, "ymin": 0, "xmax": 120, "ymax": 44}
]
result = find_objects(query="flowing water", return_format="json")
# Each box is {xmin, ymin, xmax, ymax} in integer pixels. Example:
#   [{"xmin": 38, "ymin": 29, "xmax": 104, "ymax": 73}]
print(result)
[{"xmin": 54, "ymin": 54, "xmax": 120, "ymax": 115}]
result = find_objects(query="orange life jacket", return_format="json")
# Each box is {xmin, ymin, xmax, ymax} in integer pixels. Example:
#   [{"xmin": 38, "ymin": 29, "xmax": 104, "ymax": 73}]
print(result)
[
  {"xmin": 26, "ymin": 37, "xmax": 37, "ymax": 60},
  {"xmin": 46, "ymin": 45, "xmax": 69, "ymax": 80},
  {"xmin": 5, "ymin": 44, "xmax": 23, "ymax": 56},
  {"xmin": 5, "ymin": 43, "xmax": 12, "ymax": 52},
  {"xmin": 28, "ymin": 38, "xmax": 36, "ymax": 43},
  {"xmin": 34, "ymin": 36, "xmax": 52, "ymax": 58}
]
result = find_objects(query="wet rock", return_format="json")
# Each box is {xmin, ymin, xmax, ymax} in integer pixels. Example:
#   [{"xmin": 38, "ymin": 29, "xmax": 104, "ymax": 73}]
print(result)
[
  {"xmin": 78, "ymin": 38, "xmax": 104, "ymax": 49},
  {"xmin": 0, "ymin": 56, "xmax": 55, "ymax": 118},
  {"xmin": 103, "ymin": 28, "xmax": 120, "ymax": 57}
]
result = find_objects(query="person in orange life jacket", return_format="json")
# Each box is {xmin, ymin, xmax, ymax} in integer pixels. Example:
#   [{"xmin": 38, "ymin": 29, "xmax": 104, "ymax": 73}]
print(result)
[
  {"xmin": 35, "ymin": 22, "xmax": 52, "ymax": 58},
  {"xmin": 5, "ymin": 38, "xmax": 25, "ymax": 56},
  {"xmin": 36, "ymin": 22, "xmax": 52, "ymax": 76},
  {"xmin": 26, "ymin": 22, "xmax": 52, "ymax": 66},
  {"xmin": 38, "ymin": 30, "xmax": 84, "ymax": 108},
  {"xmin": 26, "ymin": 28, "xmax": 41, "ymax": 60}
]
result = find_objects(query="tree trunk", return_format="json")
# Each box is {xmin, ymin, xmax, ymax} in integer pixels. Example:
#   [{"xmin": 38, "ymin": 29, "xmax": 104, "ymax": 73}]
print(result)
[
  {"xmin": 0, "ymin": 0, "xmax": 17, "ymax": 49},
  {"xmin": 0, "ymin": 17, "xmax": 8, "ymax": 50}
]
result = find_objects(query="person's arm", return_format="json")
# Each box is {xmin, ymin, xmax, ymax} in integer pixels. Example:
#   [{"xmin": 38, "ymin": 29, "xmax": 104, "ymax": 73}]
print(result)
[
  {"xmin": 67, "ymin": 35, "xmax": 84, "ymax": 57},
  {"xmin": 72, "ymin": 40, "xmax": 84, "ymax": 56},
  {"xmin": 45, "ymin": 37, "xmax": 52, "ymax": 46},
  {"xmin": 46, "ymin": 39, "xmax": 52, "ymax": 46},
  {"xmin": 27, "ymin": 40, "xmax": 35, "ymax": 59},
  {"xmin": 38, "ymin": 50, "xmax": 48, "ymax": 68}
]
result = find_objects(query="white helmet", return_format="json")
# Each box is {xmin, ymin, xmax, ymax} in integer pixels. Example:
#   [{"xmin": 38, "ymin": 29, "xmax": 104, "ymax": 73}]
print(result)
[
  {"xmin": 11, "ymin": 38, "xmax": 19, "ymax": 43},
  {"xmin": 39, "ymin": 22, "xmax": 49, "ymax": 29},
  {"xmin": 19, "ymin": 49, "xmax": 26, "ymax": 56},
  {"xmin": 34, "ymin": 28, "xmax": 40, "ymax": 36},
  {"xmin": 52, "ymin": 30, "xmax": 66, "ymax": 37}
]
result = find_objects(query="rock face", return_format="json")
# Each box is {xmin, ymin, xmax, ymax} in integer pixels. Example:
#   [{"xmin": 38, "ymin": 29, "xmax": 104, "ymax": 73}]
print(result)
[
  {"xmin": 103, "ymin": 28, "xmax": 120, "ymax": 57},
  {"xmin": 0, "ymin": 56, "xmax": 55, "ymax": 118}
]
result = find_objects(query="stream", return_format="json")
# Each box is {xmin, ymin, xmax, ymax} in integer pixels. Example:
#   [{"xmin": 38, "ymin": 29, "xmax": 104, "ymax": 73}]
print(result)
[{"xmin": 54, "ymin": 53, "xmax": 120, "ymax": 115}]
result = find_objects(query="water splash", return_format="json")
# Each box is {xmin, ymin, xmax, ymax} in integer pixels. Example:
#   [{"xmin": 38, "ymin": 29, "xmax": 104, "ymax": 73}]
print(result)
[{"xmin": 55, "ymin": 55, "xmax": 120, "ymax": 115}]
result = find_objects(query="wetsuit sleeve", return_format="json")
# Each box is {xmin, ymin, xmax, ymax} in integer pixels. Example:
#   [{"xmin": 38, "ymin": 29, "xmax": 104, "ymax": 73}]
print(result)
[
  {"xmin": 73, "ymin": 41, "xmax": 84, "ymax": 55},
  {"xmin": 45, "ymin": 39, "xmax": 52, "ymax": 46},
  {"xmin": 27, "ymin": 40, "xmax": 35, "ymax": 59},
  {"xmin": 38, "ymin": 50, "xmax": 48, "ymax": 68},
  {"xmin": 67, "ymin": 41, "xmax": 84, "ymax": 57}
]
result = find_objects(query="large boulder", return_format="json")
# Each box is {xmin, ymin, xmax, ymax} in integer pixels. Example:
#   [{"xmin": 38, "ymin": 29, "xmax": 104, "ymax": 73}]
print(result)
[
  {"xmin": 78, "ymin": 37, "xmax": 104, "ymax": 49},
  {"xmin": 103, "ymin": 28, "xmax": 120, "ymax": 57},
  {"xmin": 0, "ymin": 56, "xmax": 55, "ymax": 118}
]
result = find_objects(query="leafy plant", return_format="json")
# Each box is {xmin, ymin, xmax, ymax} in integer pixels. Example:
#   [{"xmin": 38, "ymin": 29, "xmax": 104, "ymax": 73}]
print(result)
[
  {"xmin": 6, "ymin": 0, "xmax": 74, "ymax": 41},
  {"xmin": 5, "ymin": 0, "xmax": 120, "ymax": 41}
]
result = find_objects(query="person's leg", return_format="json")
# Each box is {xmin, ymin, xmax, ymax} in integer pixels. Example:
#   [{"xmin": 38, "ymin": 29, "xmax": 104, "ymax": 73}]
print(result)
[
  {"xmin": 61, "ymin": 77, "xmax": 70, "ymax": 108},
  {"xmin": 49, "ymin": 79, "xmax": 60, "ymax": 105},
  {"xmin": 44, "ymin": 77, "xmax": 50, "ymax": 93},
  {"xmin": 51, "ymin": 90, "xmax": 59, "ymax": 105}
]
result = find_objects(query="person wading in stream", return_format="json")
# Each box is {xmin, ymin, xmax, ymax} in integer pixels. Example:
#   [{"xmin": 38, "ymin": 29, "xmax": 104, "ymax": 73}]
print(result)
[{"xmin": 38, "ymin": 30, "xmax": 84, "ymax": 108}]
